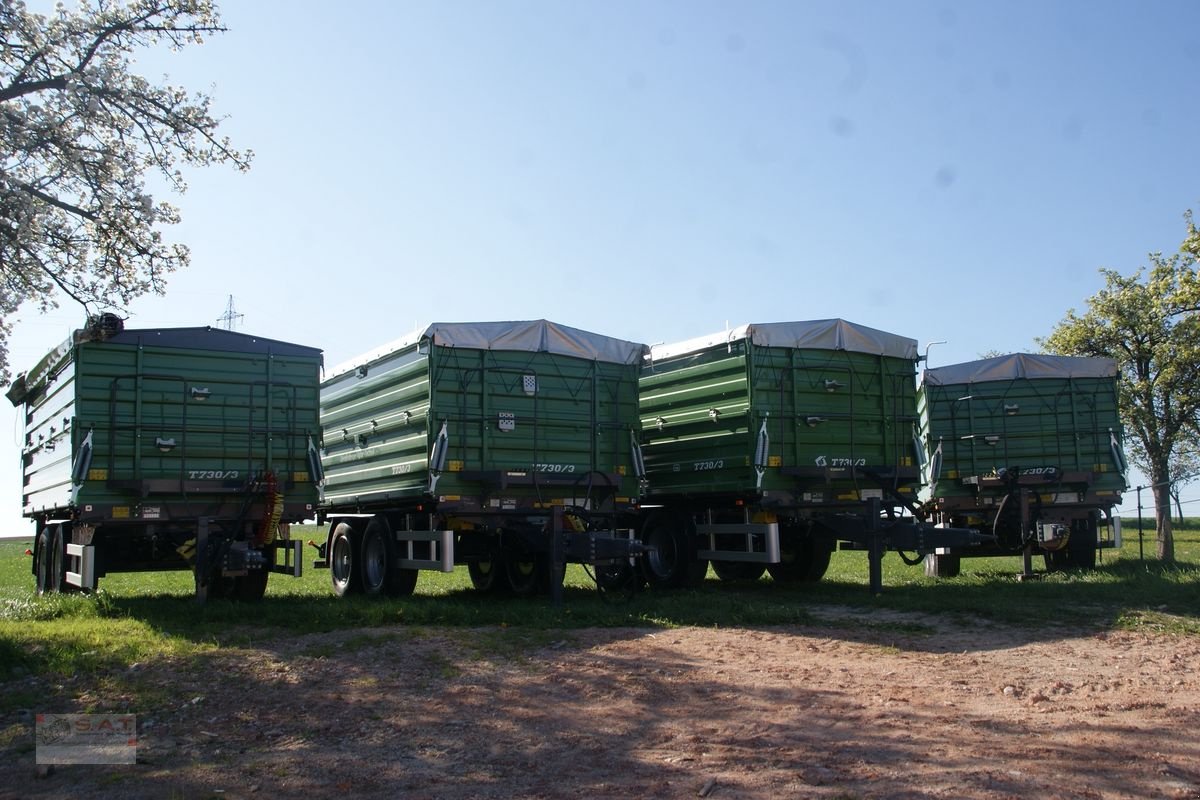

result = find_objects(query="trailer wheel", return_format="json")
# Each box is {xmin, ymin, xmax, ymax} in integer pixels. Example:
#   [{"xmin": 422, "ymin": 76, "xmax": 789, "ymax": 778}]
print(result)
[
  {"xmin": 34, "ymin": 528, "xmax": 52, "ymax": 595},
  {"xmin": 360, "ymin": 519, "xmax": 419, "ymax": 597},
  {"xmin": 768, "ymin": 533, "xmax": 833, "ymax": 583},
  {"xmin": 468, "ymin": 558, "xmax": 509, "ymax": 593},
  {"xmin": 640, "ymin": 513, "xmax": 706, "ymax": 588},
  {"xmin": 595, "ymin": 561, "xmax": 641, "ymax": 597},
  {"xmin": 923, "ymin": 552, "xmax": 961, "ymax": 579},
  {"xmin": 360, "ymin": 520, "xmax": 394, "ymax": 597},
  {"xmin": 804, "ymin": 539, "xmax": 834, "ymax": 582},
  {"xmin": 1043, "ymin": 548, "xmax": 1067, "ymax": 572},
  {"xmin": 388, "ymin": 565, "xmax": 419, "ymax": 596},
  {"xmin": 505, "ymin": 554, "xmax": 548, "ymax": 596},
  {"xmin": 49, "ymin": 525, "xmax": 69, "ymax": 593},
  {"xmin": 711, "ymin": 561, "xmax": 766, "ymax": 582},
  {"xmin": 202, "ymin": 576, "xmax": 229, "ymax": 600},
  {"xmin": 1066, "ymin": 522, "xmax": 1098, "ymax": 570},
  {"xmin": 1067, "ymin": 543, "xmax": 1097, "ymax": 570},
  {"xmin": 329, "ymin": 523, "xmax": 361, "ymax": 597},
  {"xmin": 1047, "ymin": 543, "xmax": 1096, "ymax": 572},
  {"xmin": 235, "ymin": 570, "xmax": 269, "ymax": 601},
  {"xmin": 202, "ymin": 563, "xmax": 243, "ymax": 601}
]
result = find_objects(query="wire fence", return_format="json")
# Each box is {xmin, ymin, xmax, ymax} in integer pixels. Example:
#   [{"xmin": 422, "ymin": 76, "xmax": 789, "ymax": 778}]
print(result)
[{"xmin": 1115, "ymin": 493, "xmax": 1200, "ymax": 518}]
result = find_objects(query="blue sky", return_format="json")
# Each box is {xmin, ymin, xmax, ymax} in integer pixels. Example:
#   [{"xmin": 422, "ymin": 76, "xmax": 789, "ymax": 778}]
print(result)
[{"xmin": 4, "ymin": 0, "xmax": 1199, "ymax": 533}]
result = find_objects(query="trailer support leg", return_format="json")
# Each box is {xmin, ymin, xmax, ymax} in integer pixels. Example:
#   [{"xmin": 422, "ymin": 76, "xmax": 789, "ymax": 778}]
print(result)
[
  {"xmin": 869, "ymin": 538, "xmax": 884, "ymax": 596},
  {"xmin": 550, "ymin": 507, "xmax": 565, "ymax": 608},
  {"xmin": 867, "ymin": 498, "xmax": 884, "ymax": 596},
  {"xmin": 194, "ymin": 517, "xmax": 210, "ymax": 603},
  {"xmin": 1017, "ymin": 490, "xmax": 1040, "ymax": 582},
  {"xmin": 1019, "ymin": 545, "xmax": 1037, "ymax": 582}
]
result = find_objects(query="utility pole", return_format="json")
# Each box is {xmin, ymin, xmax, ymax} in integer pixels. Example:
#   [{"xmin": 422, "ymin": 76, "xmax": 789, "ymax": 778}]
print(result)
[{"xmin": 217, "ymin": 295, "xmax": 244, "ymax": 331}]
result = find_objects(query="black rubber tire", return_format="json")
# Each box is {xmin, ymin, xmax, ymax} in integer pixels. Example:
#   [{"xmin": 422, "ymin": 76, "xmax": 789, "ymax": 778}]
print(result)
[
  {"xmin": 360, "ymin": 520, "xmax": 393, "ymax": 597},
  {"xmin": 360, "ymin": 522, "xmax": 422, "ymax": 597},
  {"xmin": 505, "ymin": 554, "xmax": 548, "ymax": 597},
  {"xmin": 468, "ymin": 557, "xmax": 509, "ymax": 593},
  {"xmin": 387, "ymin": 565, "xmax": 419, "ymax": 597},
  {"xmin": 49, "ymin": 525, "xmax": 68, "ymax": 593},
  {"xmin": 804, "ymin": 539, "xmax": 834, "ymax": 582},
  {"xmin": 34, "ymin": 528, "xmax": 52, "ymax": 595},
  {"xmin": 361, "ymin": 519, "xmax": 420, "ymax": 597},
  {"xmin": 204, "ymin": 574, "xmax": 234, "ymax": 600},
  {"xmin": 641, "ymin": 513, "xmax": 707, "ymax": 588},
  {"xmin": 923, "ymin": 552, "xmax": 961, "ymax": 579},
  {"xmin": 329, "ymin": 522, "xmax": 361, "ymax": 597},
  {"xmin": 768, "ymin": 533, "xmax": 833, "ymax": 583},
  {"xmin": 1044, "ymin": 548, "xmax": 1070, "ymax": 572},
  {"xmin": 234, "ymin": 569, "xmax": 269, "ymax": 601},
  {"xmin": 711, "ymin": 561, "xmax": 767, "ymax": 582},
  {"xmin": 1066, "ymin": 522, "xmax": 1098, "ymax": 570},
  {"xmin": 595, "ymin": 561, "xmax": 641, "ymax": 596},
  {"xmin": 1067, "ymin": 544, "xmax": 1097, "ymax": 571},
  {"xmin": 1046, "ymin": 544, "xmax": 1095, "ymax": 572}
]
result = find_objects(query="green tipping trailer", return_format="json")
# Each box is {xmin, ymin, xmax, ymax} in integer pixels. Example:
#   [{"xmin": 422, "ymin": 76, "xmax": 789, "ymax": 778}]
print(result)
[
  {"xmin": 638, "ymin": 319, "xmax": 983, "ymax": 592},
  {"xmin": 6, "ymin": 316, "xmax": 323, "ymax": 600},
  {"xmin": 917, "ymin": 353, "xmax": 1127, "ymax": 577},
  {"xmin": 315, "ymin": 320, "xmax": 649, "ymax": 599}
]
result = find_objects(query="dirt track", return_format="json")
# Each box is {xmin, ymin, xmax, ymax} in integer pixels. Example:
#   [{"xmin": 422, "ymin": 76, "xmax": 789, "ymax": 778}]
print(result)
[{"xmin": 5, "ymin": 610, "xmax": 1200, "ymax": 799}]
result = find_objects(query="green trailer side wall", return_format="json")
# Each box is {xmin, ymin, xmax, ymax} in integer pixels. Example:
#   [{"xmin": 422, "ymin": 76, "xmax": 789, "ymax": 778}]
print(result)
[
  {"xmin": 320, "ymin": 343, "xmax": 643, "ymax": 510},
  {"xmin": 640, "ymin": 339, "xmax": 919, "ymax": 500},
  {"xmin": 19, "ymin": 332, "xmax": 322, "ymax": 519},
  {"xmin": 917, "ymin": 373, "xmax": 1126, "ymax": 500},
  {"xmin": 321, "ymin": 344, "xmax": 432, "ymax": 504}
]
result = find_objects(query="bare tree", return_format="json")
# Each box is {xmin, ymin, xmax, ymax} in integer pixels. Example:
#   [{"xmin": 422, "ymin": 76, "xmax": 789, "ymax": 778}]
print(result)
[{"xmin": 0, "ymin": 0, "xmax": 250, "ymax": 380}]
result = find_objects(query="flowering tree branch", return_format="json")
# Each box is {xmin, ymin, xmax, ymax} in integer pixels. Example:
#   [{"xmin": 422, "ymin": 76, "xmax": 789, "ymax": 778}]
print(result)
[{"xmin": 0, "ymin": 0, "xmax": 251, "ymax": 381}]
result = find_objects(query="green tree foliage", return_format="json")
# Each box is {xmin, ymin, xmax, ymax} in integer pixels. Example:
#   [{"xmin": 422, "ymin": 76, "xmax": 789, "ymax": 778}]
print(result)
[
  {"xmin": 0, "ymin": 0, "xmax": 249, "ymax": 382},
  {"xmin": 1042, "ymin": 212, "xmax": 1200, "ymax": 563}
]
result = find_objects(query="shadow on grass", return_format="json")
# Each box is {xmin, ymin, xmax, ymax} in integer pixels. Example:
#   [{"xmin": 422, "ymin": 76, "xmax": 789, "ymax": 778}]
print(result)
[
  {"xmin": 4, "ymin": 554, "xmax": 1197, "ymax": 687},
  {"xmin": 31, "ymin": 560, "xmax": 1200, "ymax": 641},
  {"xmin": 818, "ymin": 557, "xmax": 1199, "ymax": 619}
]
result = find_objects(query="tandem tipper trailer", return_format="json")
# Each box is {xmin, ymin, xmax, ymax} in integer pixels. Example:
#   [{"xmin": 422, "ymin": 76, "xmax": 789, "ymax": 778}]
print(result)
[
  {"xmin": 312, "ymin": 320, "xmax": 649, "ymax": 601},
  {"xmin": 916, "ymin": 353, "xmax": 1128, "ymax": 579},
  {"xmin": 636, "ymin": 319, "xmax": 987, "ymax": 593},
  {"xmin": 7, "ymin": 316, "xmax": 324, "ymax": 601}
]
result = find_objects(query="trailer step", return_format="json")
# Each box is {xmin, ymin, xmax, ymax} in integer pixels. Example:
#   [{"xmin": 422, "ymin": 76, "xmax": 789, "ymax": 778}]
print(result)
[
  {"xmin": 394, "ymin": 529, "xmax": 456, "ymax": 573},
  {"xmin": 694, "ymin": 522, "xmax": 780, "ymax": 564},
  {"xmin": 65, "ymin": 543, "xmax": 96, "ymax": 591},
  {"xmin": 269, "ymin": 539, "xmax": 304, "ymax": 577}
]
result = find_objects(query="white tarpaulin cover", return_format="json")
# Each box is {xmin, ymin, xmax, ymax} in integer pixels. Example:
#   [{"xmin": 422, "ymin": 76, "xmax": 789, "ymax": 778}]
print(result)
[
  {"xmin": 922, "ymin": 352, "xmax": 1117, "ymax": 386},
  {"xmin": 329, "ymin": 320, "xmax": 648, "ymax": 377},
  {"xmin": 650, "ymin": 318, "xmax": 919, "ymax": 361}
]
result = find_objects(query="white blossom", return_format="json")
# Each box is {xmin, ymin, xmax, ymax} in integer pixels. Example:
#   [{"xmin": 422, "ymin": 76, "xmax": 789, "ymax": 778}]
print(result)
[{"xmin": 0, "ymin": 0, "xmax": 249, "ymax": 381}]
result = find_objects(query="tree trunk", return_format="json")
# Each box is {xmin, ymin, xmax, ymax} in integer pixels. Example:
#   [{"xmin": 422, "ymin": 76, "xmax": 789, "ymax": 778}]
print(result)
[{"xmin": 1153, "ymin": 481, "xmax": 1176, "ymax": 564}]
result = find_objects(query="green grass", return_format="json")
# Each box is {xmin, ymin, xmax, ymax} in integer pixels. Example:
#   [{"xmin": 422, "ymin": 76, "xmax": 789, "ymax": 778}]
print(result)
[{"xmin": 0, "ymin": 519, "xmax": 1197, "ymax": 702}]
